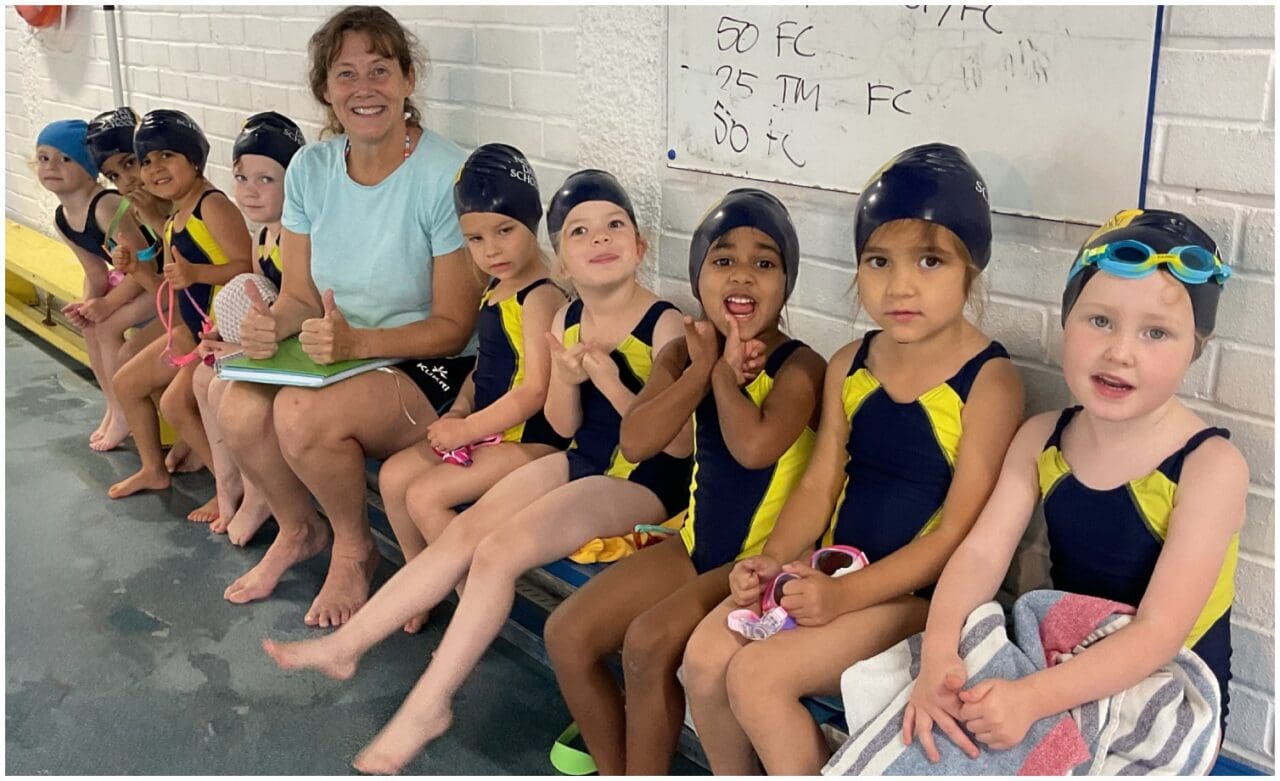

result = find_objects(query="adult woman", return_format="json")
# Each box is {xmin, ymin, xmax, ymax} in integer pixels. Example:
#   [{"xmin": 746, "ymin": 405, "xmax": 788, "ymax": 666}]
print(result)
[{"xmin": 219, "ymin": 5, "xmax": 483, "ymax": 627}]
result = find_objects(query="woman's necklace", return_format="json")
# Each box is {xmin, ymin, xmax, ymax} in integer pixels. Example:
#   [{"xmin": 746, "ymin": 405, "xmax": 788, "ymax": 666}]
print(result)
[{"xmin": 344, "ymin": 132, "xmax": 412, "ymax": 161}]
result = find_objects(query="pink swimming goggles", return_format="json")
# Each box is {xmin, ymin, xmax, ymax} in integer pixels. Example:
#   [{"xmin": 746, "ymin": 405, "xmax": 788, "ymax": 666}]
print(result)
[
  {"xmin": 726, "ymin": 545, "xmax": 869, "ymax": 641},
  {"xmin": 433, "ymin": 434, "xmax": 503, "ymax": 466},
  {"xmin": 155, "ymin": 278, "xmax": 212, "ymax": 368}
]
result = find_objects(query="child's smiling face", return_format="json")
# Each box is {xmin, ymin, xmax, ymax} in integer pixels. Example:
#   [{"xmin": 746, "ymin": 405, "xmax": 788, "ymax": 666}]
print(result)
[
  {"xmin": 696, "ymin": 226, "xmax": 787, "ymax": 342},
  {"xmin": 557, "ymin": 201, "xmax": 645, "ymax": 289},
  {"xmin": 139, "ymin": 149, "xmax": 199, "ymax": 200},
  {"xmin": 100, "ymin": 152, "xmax": 143, "ymax": 194},
  {"xmin": 1061, "ymin": 270, "xmax": 1197, "ymax": 422}
]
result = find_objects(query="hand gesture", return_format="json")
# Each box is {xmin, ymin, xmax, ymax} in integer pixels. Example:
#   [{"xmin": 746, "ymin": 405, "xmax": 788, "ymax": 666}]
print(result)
[
  {"xmin": 729, "ymin": 555, "xmax": 781, "ymax": 607},
  {"xmin": 127, "ymin": 189, "xmax": 167, "ymax": 230},
  {"xmin": 958, "ymin": 677, "xmax": 1038, "ymax": 751},
  {"xmin": 720, "ymin": 316, "xmax": 767, "ymax": 385},
  {"xmin": 904, "ymin": 651, "xmax": 979, "ymax": 762},
  {"xmin": 545, "ymin": 332, "xmax": 590, "ymax": 385},
  {"xmin": 163, "ymin": 245, "xmax": 197, "ymax": 290},
  {"xmin": 581, "ymin": 343, "xmax": 620, "ymax": 386},
  {"xmin": 777, "ymin": 560, "xmax": 849, "ymax": 626},
  {"xmin": 238, "ymin": 282, "xmax": 279, "ymax": 360},
  {"xmin": 109, "ymin": 231, "xmax": 142, "ymax": 276},
  {"xmin": 79, "ymin": 296, "xmax": 113, "ymax": 323},
  {"xmin": 427, "ymin": 415, "xmax": 478, "ymax": 452},
  {"xmin": 299, "ymin": 289, "xmax": 357, "ymax": 365},
  {"xmin": 683, "ymin": 315, "xmax": 720, "ymax": 371}
]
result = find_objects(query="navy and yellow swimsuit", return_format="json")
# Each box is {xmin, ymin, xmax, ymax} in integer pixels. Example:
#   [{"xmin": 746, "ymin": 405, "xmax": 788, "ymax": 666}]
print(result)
[
  {"xmin": 824, "ymin": 330, "xmax": 1009, "ymax": 594},
  {"xmin": 56, "ymin": 189, "xmax": 158, "ymax": 265},
  {"xmin": 256, "ymin": 226, "xmax": 282, "ymax": 289},
  {"xmin": 1038, "ymin": 406, "xmax": 1237, "ymax": 722},
  {"xmin": 681, "ymin": 339, "xmax": 817, "ymax": 574},
  {"xmin": 164, "ymin": 189, "xmax": 232, "ymax": 338},
  {"xmin": 563, "ymin": 299, "xmax": 691, "ymax": 516},
  {"xmin": 472, "ymin": 278, "xmax": 569, "ymax": 449}
]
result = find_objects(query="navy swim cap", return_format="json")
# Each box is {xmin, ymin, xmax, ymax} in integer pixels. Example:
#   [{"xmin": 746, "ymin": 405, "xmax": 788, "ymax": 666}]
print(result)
[
  {"xmin": 453, "ymin": 143, "xmax": 542, "ymax": 238},
  {"xmin": 85, "ymin": 107, "xmax": 140, "ymax": 172},
  {"xmin": 854, "ymin": 143, "xmax": 992, "ymax": 270},
  {"xmin": 688, "ymin": 188, "xmax": 800, "ymax": 303},
  {"xmin": 134, "ymin": 109, "xmax": 209, "ymax": 172},
  {"xmin": 233, "ymin": 112, "xmax": 305, "ymax": 170},
  {"xmin": 546, "ymin": 169, "xmax": 637, "ymax": 251},
  {"xmin": 1062, "ymin": 209, "xmax": 1225, "ymax": 353},
  {"xmin": 37, "ymin": 119, "xmax": 98, "ymax": 178}
]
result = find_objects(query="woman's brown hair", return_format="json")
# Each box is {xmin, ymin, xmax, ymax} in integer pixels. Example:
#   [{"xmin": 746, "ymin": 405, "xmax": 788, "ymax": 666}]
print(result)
[{"xmin": 308, "ymin": 6, "xmax": 426, "ymax": 138}]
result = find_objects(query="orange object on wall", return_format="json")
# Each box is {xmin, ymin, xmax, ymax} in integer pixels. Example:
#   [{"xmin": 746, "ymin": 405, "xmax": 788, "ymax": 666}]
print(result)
[{"xmin": 16, "ymin": 6, "xmax": 63, "ymax": 29}]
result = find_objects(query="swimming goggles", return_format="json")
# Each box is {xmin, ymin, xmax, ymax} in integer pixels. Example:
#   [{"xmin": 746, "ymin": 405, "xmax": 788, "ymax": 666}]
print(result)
[{"xmin": 1068, "ymin": 239, "xmax": 1232, "ymax": 285}]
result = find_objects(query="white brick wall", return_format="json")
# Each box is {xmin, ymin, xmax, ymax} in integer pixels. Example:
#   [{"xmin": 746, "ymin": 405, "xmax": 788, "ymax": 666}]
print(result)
[{"xmin": 4, "ymin": 4, "xmax": 1274, "ymax": 770}]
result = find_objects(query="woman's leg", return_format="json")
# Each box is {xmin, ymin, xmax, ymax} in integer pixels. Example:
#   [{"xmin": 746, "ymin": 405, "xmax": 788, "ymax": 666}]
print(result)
[
  {"xmin": 263, "ymin": 452, "xmax": 572, "ymax": 674},
  {"xmin": 352, "ymin": 474, "xmax": 668, "ymax": 775},
  {"xmin": 160, "ymin": 361, "xmax": 218, "ymax": 523},
  {"xmin": 108, "ymin": 334, "xmax": 178, "ymax": 498},
  {"xmin": 219, "ymin": 381, "xmax": 330, "ymax": 605},
  {"xmin": 727, "ymin": 596, "xmax": 930, "ymax": 775},
  {"xmin": 274, "ymin": 369, "xmax": 438, "ymax": 628},
  {"xmin": 682, "ymin": 598, "xmax": 757, "ymax": 774},
  {"xmin": 544, "ymin": 534, "xmax": 699, "ymax": 775},
  {"xmin": 622, "ymin": 558, "xmax": 733, "ymax": 775},
  {"xmin": 89, "ymin": 293, "xmax": 158, "ymax": 451}
]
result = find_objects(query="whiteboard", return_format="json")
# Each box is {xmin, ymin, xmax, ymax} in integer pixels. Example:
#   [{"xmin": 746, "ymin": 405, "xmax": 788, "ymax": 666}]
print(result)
[{"xmin": 666, "ymin": 6, "xmax": 1162, "ymax": 224}]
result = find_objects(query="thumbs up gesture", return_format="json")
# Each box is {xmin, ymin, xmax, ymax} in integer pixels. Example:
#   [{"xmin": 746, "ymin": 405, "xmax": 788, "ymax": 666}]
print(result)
[
  {"xmin": 109, "ymin": 231, "xmax": 142, "ymax": 276},
  {"xmin": 239, "ymin": 282, "xmax": 280, "ymax": 359},
  {"xmin": 163, "ymin": 244, "xmax": 198, "ymax": 290},
  {"xmin": 299, "ymin": 288, "xmax": 356, "ymax": 365}
]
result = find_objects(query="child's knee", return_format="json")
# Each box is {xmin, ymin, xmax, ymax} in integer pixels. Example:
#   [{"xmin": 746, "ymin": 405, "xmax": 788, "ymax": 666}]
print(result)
[
  {"xmin": 112, "ymin": 363, "xmax": 147, "ymax": 400},
  {"xmin": 724, "ymin": 642, "xmax": 784, "ymax": 711},
  {"xmin": 378, "ymin": 453, "xmax": 422, "ymax": 504},
  {"xmin": 622, "ymin": 607, "xmax": 687, "ymax": 679},
  {"xmin": 159, "ymin": 384, "xmax": 193, "ymax": 424},
  {"xmin": 468, "ymin": 529, "xmax": 511, "ymax": 575},
  {"xmin": 682, "ymin": 624, "xmax": 736, "ymax": 700},
  {"xmin": 544, "ymin": 602, "xmax": 593, "ymax": 668}
]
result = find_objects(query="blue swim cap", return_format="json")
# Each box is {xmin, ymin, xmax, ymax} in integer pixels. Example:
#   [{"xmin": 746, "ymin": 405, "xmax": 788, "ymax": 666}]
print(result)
[
  {"xmin": 85, "ymin": 107, "xmax": 140, "ymax": 172},
  {"xmin": 37, "ymin": 119, "xmax": 99, "ymax": 178},
  {"xmin": 1062, "ymin": 209, "xmax": 1224, "ymax": 350},
  {"xmin": 454, "ymin": 143, "xmax": 542, "ymax": 238},
  {"xmin": 134, "ymin": 109, "xmax": 209, "ymax": 172},
  {"xmin": 688, "ymin": 188, "xmax": 800, "ymax": 303},
  {"xmin": 546, "ymin": 169, "xmax": 637, "ymax": 251},
  {"xmin": 233, "ymin": 111, "xmax": 305, "ymax": 170},
  {"xmin": 854, "ymin": 143, "xmax": 992, "ymax": 270}
]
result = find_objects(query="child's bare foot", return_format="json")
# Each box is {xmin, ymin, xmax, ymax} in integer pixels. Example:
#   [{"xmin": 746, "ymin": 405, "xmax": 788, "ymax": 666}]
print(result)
[
  {"xmin": 262, "ymin": 637, "xmax": 359, "ymax": 680},
  {"xmin": 210, "ymin": 472, "xmax": 245, "ymax": 534},
  {"xmin": 108, "ymin": 467, "xmax": 171, "ymax": 499},
  {"xmin": 187, "ymin": 496, "xmax": 220, "ymax": 523},
  {"xmin": 165, "ymin": 442, "xmax": 205, "ymax": 474},
  {"xmin": 90, "ymin": 415, "xmax": 131, "ymax": 452},
  {"xmin": 403, "ymin": 611, "xmax": 431, "ymax": 634},
  {"xmin": 91, "ymin": 408, "xmax": 112, "ymax": 444},
  {"xmin": 226, "ymin": 501, "xmax": 273, "ymax": 547},
  {"xmin": 353, "ymin": 703, "xmax": 453, "ymax": 775},
  {"xmin": 224, "ymin": 520, "xmax": 330, "ymax": 605},
  {"xmin": 305, "ymin": 543, "xmax": 381, "ymax": 628}
]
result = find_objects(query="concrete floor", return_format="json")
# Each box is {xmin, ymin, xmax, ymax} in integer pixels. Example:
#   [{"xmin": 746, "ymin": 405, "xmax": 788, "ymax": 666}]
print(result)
[{"xmin": 4, "ymin": 323, "xmax": 703, "ymax": 775}]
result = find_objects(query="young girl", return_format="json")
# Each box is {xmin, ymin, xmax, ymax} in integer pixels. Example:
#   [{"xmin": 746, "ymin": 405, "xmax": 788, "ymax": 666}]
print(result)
[
  {"xmin": 543, "ymin": 188, "xmax": 826, "ymax": 774},
  {"xmin": 35, "ymin": 119, "xmax": 152, "ymax": 452},
  {"xmin": 191, "ymin": 111, "xmax": 305, "ymax": 543},
  {"xmin": 904, "ymin": 208, "xmax": 1244, "ymax": 764},
  {"xmin": 107, "ymin": 109, "xmax": 252, "ymax": 509},
  {"xmin": 86, "ymin": 107, "xmax": 171, "ymax": 238},
  {"xmin": 679, "ymin": 143, "xmax": 1025, "ymax": 775},
  {"xmin": 263, "ymin": 169, "xmax": 691, "ymax": 774},
  {"xmin": 376, "ymin": 142, "xmax": 568, "ymax": 632}
]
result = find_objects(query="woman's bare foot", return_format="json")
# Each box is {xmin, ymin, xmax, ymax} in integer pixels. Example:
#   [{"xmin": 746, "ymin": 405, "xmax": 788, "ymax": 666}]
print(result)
[
  {"xmin": 108, "ymin": 467, "xmax": 171, "ymax": 499},
  {"xmin": 262, "ymin": 637, "xmax": 359, "ymax": 680},
  {"xmin": 353, "ymin": 702, "xmax": 453, "ymax": 775},
  {"xmin": 403, "ymin": 611, "xmax": 431, "ymax": 634},
  {"xmin": 304, "ymin": 543, "xmax": 381, "ymax": 628},
  {"xmin": 187, "ymin": 495, "xmax": 220, "ymax": 523},
  {"xmin": 226, "ymin": 484, "xmax": 273, "ymax": 546},
  {"xmin": 90, "ymin": 414, "xmax": 131, "ymax": 452},
  {"xmin": 224, "ymin": 520, "xmax": 330, "ymax": 605}
]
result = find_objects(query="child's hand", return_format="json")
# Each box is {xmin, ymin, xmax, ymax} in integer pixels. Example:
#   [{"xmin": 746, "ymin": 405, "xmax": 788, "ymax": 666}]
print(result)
[
  {"xmin": 163, "ymin": 245, "xmax": 197, "ymax": 290},
  {"xmin": 904, "ymin": 652, "xmax": 979, "ymax": 762},
  {"xmin": 957, "ymin": 677, "xmax": 1038, "ymax": 751},
  {"xmin": 545, "ymin": 332, "xmax": 590, "ymax": 385},
  {"xmin": 299, "ymin": 289, "xmax": 358, "ymax": 365},
  {"xmin": 427, "ymin": 416, "xmax": 477, "ymax": 452},
  {"xmin": 720, "ymin": 317, "xmax": 767, "ymax": 385},
  {"xmin": 238, "ymin": 282, "xmax": 279, "ymax": 360},
  {"xmin": 729, "ymin": 555, "xmax": 781, "ymax": 607},
  {"xmin": 61, "ymin": 300, "xmax": 91, "ymax": 329},
  {"xmin": 110, "ymin": 231, "xmax": 142, "ymax": 275},
  {"xmin": 127, "ymin": 189, "xmax": 166, "ymax": 228},
  {"xmin": 683, "ymin": 315, "xmax": 720, "ymax": 371},
  {"xmin": 778, "ymin": 561, "xmax": 849, "ymax": 626},
  {"xmin": 79, "ymin": 297, "xmax": 114, "ymax": 323},
  {"xmin": 581, "ymin": 343, "xmax": 620, "ymax": 386},
  {"xmin": 197, "ymin": 328, "xmax": 239, "ymax": 360}
]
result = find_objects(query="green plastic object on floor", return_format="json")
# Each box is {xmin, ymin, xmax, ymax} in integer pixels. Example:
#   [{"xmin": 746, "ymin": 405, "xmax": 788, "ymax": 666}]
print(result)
[{"xmin": 550, "ymin": 722, "xmax": 597, "ymax": 775}]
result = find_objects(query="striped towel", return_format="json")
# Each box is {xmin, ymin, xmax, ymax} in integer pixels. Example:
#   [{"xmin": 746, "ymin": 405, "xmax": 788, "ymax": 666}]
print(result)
[{"xmin": 823, "ymin": 589, "xmax": 1221, "ymax": 776}]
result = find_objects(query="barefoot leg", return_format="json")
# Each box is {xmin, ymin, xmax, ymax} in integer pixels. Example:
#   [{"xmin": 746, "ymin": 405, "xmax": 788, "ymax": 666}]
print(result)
[
  {"xmin": 225, "ymin": 480, "xmax": 273, "ymax": 547},
  {"xmin": 108, "ymin": 335, "xmax": 175, "ymax": 499},
  {"xmin": 194, "ymin": 367, "xmax": 241, "ymax": 533},
  {"xmin": 91, "ymin": 294, "xmax": 156, "ymax": 451}
]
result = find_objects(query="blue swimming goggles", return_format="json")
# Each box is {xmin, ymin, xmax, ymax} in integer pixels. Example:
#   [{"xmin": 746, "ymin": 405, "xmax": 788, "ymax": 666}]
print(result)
[{"xmin": 1068, "ymin": 240, "xmax": 1232, "ymax": 285}]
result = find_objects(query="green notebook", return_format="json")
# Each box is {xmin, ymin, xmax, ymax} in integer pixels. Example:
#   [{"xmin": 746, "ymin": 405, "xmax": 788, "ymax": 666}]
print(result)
[{"xmin": 215, "ymin": 336, "xmax": 396, "ymax": 388}]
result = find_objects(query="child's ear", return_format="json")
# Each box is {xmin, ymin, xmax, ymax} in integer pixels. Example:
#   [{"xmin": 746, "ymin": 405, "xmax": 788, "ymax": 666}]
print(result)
[{"xmin": 635, "ymin": 232, "xmax": 650, "ymax": 259}]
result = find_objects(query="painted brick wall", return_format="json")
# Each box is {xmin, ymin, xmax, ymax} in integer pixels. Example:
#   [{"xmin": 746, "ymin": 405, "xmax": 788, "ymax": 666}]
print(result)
[{"xmin": 5, "ymin": 5, "xmax": 1274, "ymax": 769}]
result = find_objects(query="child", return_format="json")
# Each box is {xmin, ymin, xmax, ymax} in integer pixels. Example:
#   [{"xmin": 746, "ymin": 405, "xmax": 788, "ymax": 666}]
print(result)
[
  {"xmin": 543, "ymin": 188, "xmax": 827, "ymax": 774},
  {"xmin": 679, "ymin": 143, "xmax": 1025, "ymax": 775},
  {"xmin": 191, "ymin": 111, "xmax": 305, "ymax": 543},
  {"xmin": 86, "ymin": 107, "xmax": 171, "ymax": 238},
  {"xmin": 376, "ymin": 142, "xmax": 568, "ymax": 632},
  {"xmin": 107, "ymin": 109, "xmax": 252, "ymax": 510},
  {"xmin": 35, "ymin": 119, "xmax": 152, "ymax": 452},
  {"xmin": 263, "ymin": 169, "xmax": 691, "ymax": 774},
  {"xmin": 903, "ymin": 208, "xmax": 1244, "ymax": 765}
]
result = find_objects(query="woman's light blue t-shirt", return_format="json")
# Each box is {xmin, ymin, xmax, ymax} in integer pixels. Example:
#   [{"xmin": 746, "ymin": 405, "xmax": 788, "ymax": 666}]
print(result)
[{"xmin": 282, "ymin": 128, "xmax": 470, "ymax": 348}]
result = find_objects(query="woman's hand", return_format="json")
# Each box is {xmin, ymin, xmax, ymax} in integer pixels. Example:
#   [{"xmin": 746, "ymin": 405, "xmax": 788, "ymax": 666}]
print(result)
[
  {"xmin": 299, "ymin": 289, "xmax": 359, "ymax": 365},
  {"xmin": 729, "ymin": 555, "xmax": 781, "ymax": 607},
  {"xmin": 238, "ymin": 282, "xmax": 280, "ymax": 360},
  {"xmin": 904, "ymin": 650, "xmax": 980, "ymax": 763},
  {"xmin": 545, "ymin": 332, "xmax": 590, "ymax": 385}
]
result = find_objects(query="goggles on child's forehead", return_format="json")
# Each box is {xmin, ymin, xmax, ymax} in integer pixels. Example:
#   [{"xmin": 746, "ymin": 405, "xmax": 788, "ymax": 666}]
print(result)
[{"xmin": 1068, "ymin": 239, "xmax": 1232, "ymax": 286}]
